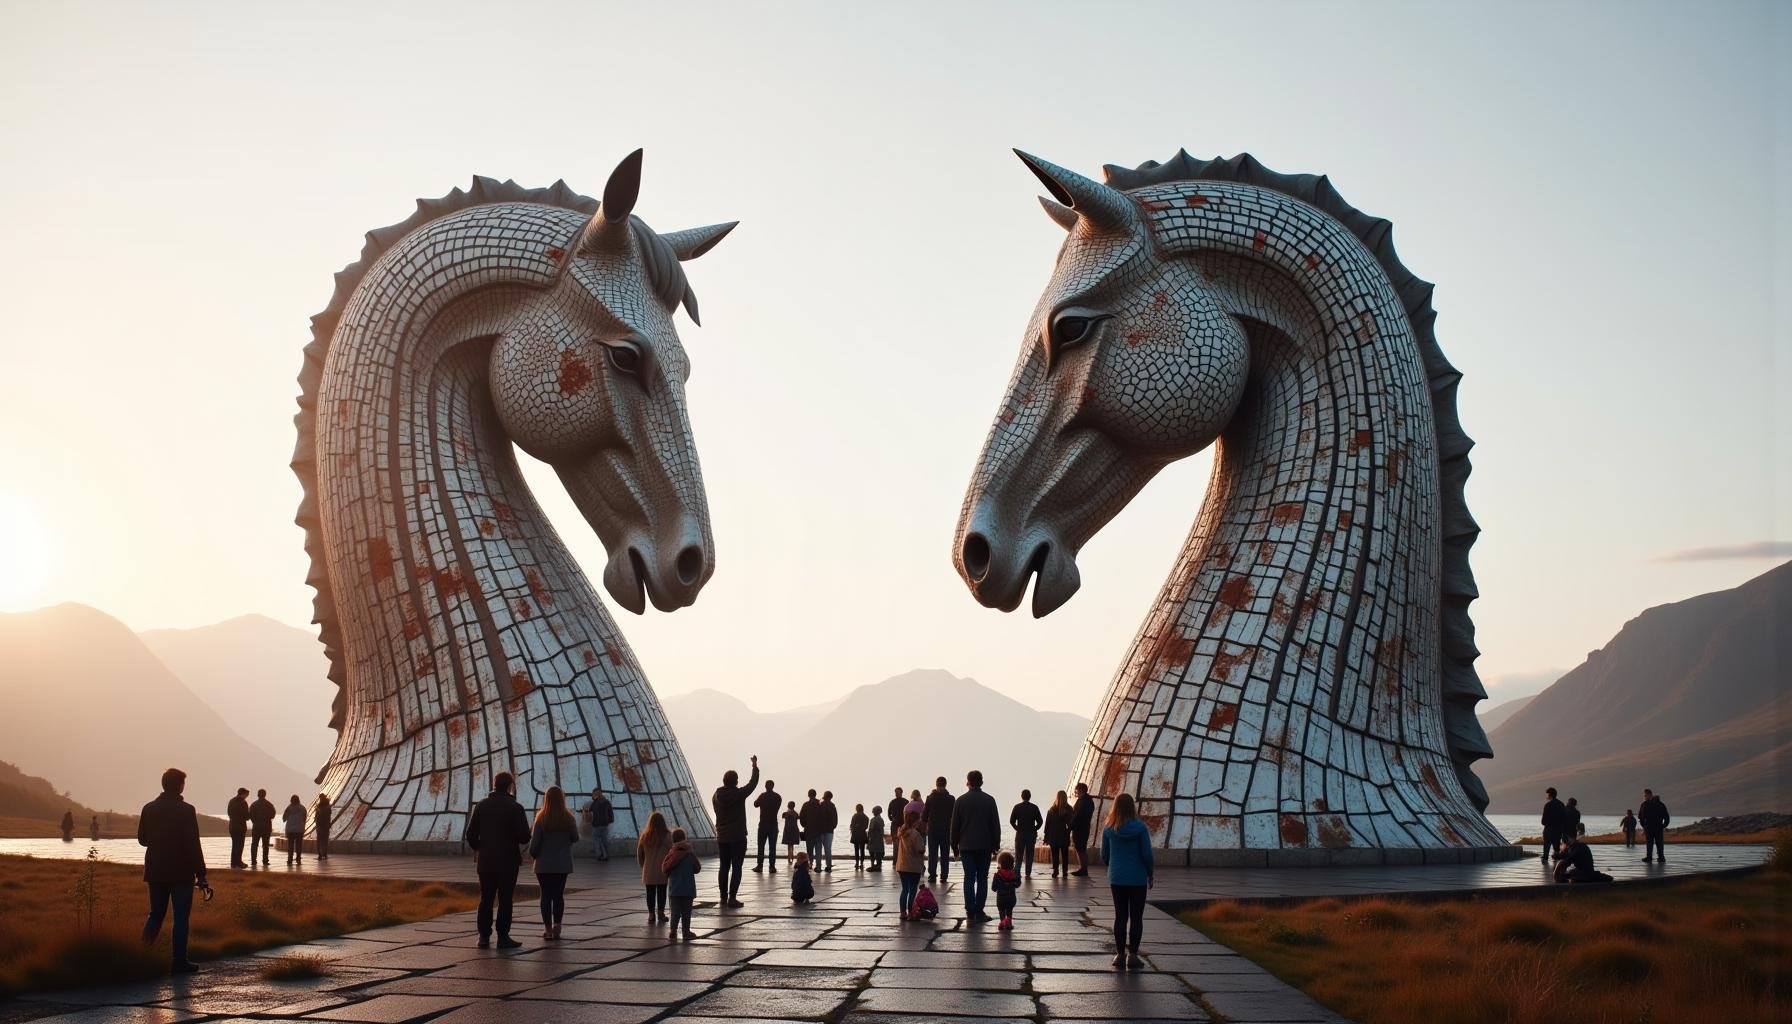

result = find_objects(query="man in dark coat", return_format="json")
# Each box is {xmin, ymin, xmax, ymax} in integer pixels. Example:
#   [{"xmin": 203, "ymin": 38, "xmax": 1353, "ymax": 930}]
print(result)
[
  {"xmin": 951, "ymin": 770, "xmax": 1002, "ymax": 923},
  {"xmin": 1540, "ymin": 787, "xmax": 1566, "ymax": 863},
  {"xmin": 923, "ymin": 776, "xmax": 956, "ymax": 883},
  {"xmin": 248, "ymin": 788, "xmax": 276, "ymax": 867},
  {"xmin": 753, "ymin": 778, "xmax": 781, "ymax": 873},
  {"xmin": 313, "ymin": 793, "xmax": 332, "ymax": 860},
  {"xmin": 139, "ymin": 767, "xmax": 207, "ymax": 974},
  {"xmin": 798, "ymin": 788, "xmax": 824, "ymax": 873},
  {"xmin": 819, "ymin": 790, "xmax": 839, "ymax": 872},
  {"xmin": 1555, "ymin": 833, "xmax": 1602, "ymax": 883},
  {"xmin": 226, "ymin": 788, "xmax": 250, "ymax": 868},
  {"xmin": 585, "ymin": 789, "xmax": 614, "ymax": 861},
  {"xmin": 710, "ymin": 755, "xmax": 758, "ymax": 907},
  {"xmin": 464, "ymin": 771, "xmax": 532, "ymax": 948},
  {"xmin": 887, "ymin": 786, "xmax": 907, "ymax": 838},
  {"xmin": 1069, "ymin": 783, "xmax": 1095, "ymax": 876},
  {"xmin": 1009, "ymin": 789, "xmax": 1043, "ymax": 879},
  {"xmin": 1639, "ymin": 788, "xmax": 1670, "ymax": 863}
]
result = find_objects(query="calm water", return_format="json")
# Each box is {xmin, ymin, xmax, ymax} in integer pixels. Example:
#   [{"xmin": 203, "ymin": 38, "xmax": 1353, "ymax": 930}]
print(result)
[{"xmin": 1484, "ymin": 812, "xmax": 1700, "ymax": 843}]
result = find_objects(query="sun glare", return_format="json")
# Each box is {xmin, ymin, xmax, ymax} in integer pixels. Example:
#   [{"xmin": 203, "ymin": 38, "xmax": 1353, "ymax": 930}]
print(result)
[{"xmin": 0, "ymin": 493, "xmax": 52, "ymax": 609}]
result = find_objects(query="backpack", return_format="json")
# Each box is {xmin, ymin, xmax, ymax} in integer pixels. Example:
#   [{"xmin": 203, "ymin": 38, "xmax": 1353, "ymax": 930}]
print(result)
[{"xmin": 914, "ymin": 884, "xmax": 939, "ymax": 919}]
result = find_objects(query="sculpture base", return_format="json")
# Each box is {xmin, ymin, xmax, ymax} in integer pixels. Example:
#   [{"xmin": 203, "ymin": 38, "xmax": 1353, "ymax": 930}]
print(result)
[
  {"xmin": 276, "ymin": 837, "xmax": 722, "ymax": 857},
  {"xmin": 1023, "ymin": 843, "xmax": 1524, "ymax": 868}
]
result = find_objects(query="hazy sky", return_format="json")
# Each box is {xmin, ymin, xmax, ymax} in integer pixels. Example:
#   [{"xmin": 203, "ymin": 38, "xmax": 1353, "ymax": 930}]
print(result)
[{"xmin": 1, "ymin": 1, "xmax": 1786, "ymax": 719}]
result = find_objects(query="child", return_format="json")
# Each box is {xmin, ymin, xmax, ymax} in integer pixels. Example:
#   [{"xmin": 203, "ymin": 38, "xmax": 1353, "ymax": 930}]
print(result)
[
  {"xmin": 868, "ymin": 806, "xmax": 886, "ymax": 871},
  {"xmin": 850, "ymin": 804, "xmax": 869, "ymax": 868},
  {"xmin": 661, "ymin": 828, "xmax": 701, "ymax": 939},
  {"xmin": 992, "ymin": 850, "xmax": 1019, "ymax": 930},
  {"xmin": 913, "ymin": 881, "xmax": 939, "ymax": 920},
  {"xmin": 791, "ymin": 851, "xmax": 815, "ymax": 904},
  {"xmin": 781, "ymin": 800, "xmax": 801, "ymax": 865},
  {"xmin": 895, "ymin": 809, "xmax": 926, "ymax": 920}
]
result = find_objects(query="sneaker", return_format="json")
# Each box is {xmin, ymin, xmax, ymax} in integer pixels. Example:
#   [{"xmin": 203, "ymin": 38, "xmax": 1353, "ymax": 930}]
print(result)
[
  {"xmin": 1642, "ymin": 857, "xmax": 1652, "ymax": 863},
  {"xmin": 998, "ymin": 917, "xmax": 1012, "ymax": 931},
  {"xmin": 1128, "ymin": 953, "xmax": 1144, "ymax": 970},
  {"xmin": 171, "ymin": 961, "xmax": 200, "ymax": 974},
  {"xmin": 496, "ymin": 938, "xmax": 522, "ymax": 950},
  {"xmin": 658, "ymin": 912, "xmax": 669, "ymax": 923},
  {"xmin": 668, "ymin": 926, "xmax": 678, "ymax": 939},
  {"xmin": 752, "ymin": 865, "xmax": 763, "ymax": 873},
  {"xmin": 682, "ymin": 930, "xmax": 696, "ymax": 940},
  {"xmin": 542, "ymin": 928, "xmax": 555, "ymax": 939},
  {"xmin": 1111, "ymin": 952, "xmax": 1126, "ymax": 969},
  {"xmin": 477, "ymin": 938, "xmax": 491, "ymax": 949},
  {"xmin": 726, "ymin": 899, "xmax": 744, "ymax": 908},
  {"xmin": 1070, "ymin": 869, "xmax": 1089, "ymax": 877},
  {"xmin": 899, "ymin": 911, "xmax": 910, "ymax": 921}
]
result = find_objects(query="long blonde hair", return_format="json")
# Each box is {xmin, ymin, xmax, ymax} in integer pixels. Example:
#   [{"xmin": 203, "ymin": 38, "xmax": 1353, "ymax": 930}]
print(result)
[
  {"xmin": 1104, "ymin": 792, "xmax": 1138, "ymax": 830},
  {"xmin": 535, "ymin": 785, "xmax": 576, "ymax": 832},
  {"xmin": 638, "ymin": 810, "xmax": 669, "ymax": 851}
]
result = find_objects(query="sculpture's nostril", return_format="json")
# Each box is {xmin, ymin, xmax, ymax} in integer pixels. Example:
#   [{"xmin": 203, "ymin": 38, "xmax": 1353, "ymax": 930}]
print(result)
[
  {"xmin": 675, "ymin": 545, "xmax": 704, "ymax": 586},
  {"xmin": 962, "ymin": 533, "xmax": 992, "ymax": 583}
]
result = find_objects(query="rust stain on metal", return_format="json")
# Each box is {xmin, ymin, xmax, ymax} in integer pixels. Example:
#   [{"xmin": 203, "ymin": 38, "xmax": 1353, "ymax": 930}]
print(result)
[
  {"xmin": 1280, "ymin": 814, "xmax": 1309, "ymax": 845},
  {"xmin": 1317, "ymin": 815, "xmax": 1352, "ymax": 849},
  {"xmin": 1216, "ymin": 576, "xmax": 1255, "ymax": 609},
  {"xmin": 1207, "ymin": 701, "xmax": 1239, "ymax": 732},
  {"xmin": 368, "ymin": 536, "xmax": 394, "ymax": 584},
  {"xmin": 557, "ymin": 348, "xmax": 593, "ymax": 395}
]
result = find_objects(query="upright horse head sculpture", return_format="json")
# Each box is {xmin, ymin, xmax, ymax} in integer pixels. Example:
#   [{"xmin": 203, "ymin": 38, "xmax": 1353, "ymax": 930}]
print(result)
[
  {"xmin": 954, "ymin": 150, "xmax": 1512, "ymax": 863},
  {"xmin": 294, "ymin": 151, "xmax": 734, "ymax": 845}
]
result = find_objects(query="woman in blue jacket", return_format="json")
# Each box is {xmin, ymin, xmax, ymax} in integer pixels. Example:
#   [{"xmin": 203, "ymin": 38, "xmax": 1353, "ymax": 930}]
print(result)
[{"xmin": 1101, "ymin": 793, "xmax": 1154, "ymax": 970}]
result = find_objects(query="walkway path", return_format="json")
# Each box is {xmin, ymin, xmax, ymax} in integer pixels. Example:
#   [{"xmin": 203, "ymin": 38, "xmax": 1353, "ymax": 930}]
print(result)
[{"xmin": 2, "ymin": 843, "xmax": 1766, "ymax": 1024}]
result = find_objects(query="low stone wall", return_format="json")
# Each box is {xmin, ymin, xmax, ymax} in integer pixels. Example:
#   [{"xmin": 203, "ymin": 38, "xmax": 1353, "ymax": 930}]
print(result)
[
  {"xmin": 1022, "ymin": 843, "xmax": 1525, "ymax": 868},
  {"xmin": 276, "ymin": 836, "xmax": 723, "ymax": 857}
]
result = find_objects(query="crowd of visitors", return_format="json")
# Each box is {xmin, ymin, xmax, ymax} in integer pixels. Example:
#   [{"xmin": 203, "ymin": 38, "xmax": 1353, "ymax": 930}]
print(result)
[
  {"xmin": 224, "ymin": 785, "xmax": 331, "ymax": 868},
  {"xmin": 1539, "ymin": 784, "xmax": 1672, "ymax": 882}
]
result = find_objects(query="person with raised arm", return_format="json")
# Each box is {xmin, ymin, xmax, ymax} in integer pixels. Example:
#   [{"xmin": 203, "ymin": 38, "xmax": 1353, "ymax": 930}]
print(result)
[{"xmin": 711, "ymin": 755, "xmax": 759, "ymax": 907}]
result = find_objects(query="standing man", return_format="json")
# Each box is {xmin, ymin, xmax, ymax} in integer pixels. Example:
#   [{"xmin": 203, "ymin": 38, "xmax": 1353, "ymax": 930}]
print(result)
[
  {"xmin": 887, "ymin": 786, "xmax": 907, "ymax": 843},
  {"xmin": 950, "ymin": 770, "xmax": 1002, "ymax": 924},
  {"xmin": 1639, "ymin": 788, "xmax": 1670, "ymax": 863},
  {"xmin": 313, "ymin": 793, "xmax": 332, "ymax": 860},
  {"xmin": 585, "ymin": 789, "xmax": 615, "ymax": 861},
  {"xmin": 819, "ymin": 790, "xmax": 839, "ymax": 872},
  {"xmin": 226, "ymin": 787, "xmax": 251, "ymax": 869},
  {"xmin": 464, "ymin": 771, "xmax": 531, "ymax": 949},
  {"xmin": 1069, "ymin": 782, "xmax": 1095, "ymax": 877},
  {"xmin": 248, "ymin": 788, "xmax": 276, "ymax": 868},
  {"xmin": 923, "ymin": 777, "xmax": 956, "ymax": 884},
  {"xmin": 752, "ymin": 778, "xmax": 781, "ymax": 873},
  {"xmin": 1540, "ymin": 787, "xmax": 1566, "ymax": 864},
  {"xmin": 799, "ymin": 789, "xmax": 824, "ymax": 870},
  {"xmin": 711, "ymin": 755, "xmax": 759, "ymax": 908},
  {"xmin": 1009, "ymin": 789, "xmax": 1043, "ymax": 880},
  {"xmin": 139, "ymin": 767, "xmax": 206, "ymax": 974}
]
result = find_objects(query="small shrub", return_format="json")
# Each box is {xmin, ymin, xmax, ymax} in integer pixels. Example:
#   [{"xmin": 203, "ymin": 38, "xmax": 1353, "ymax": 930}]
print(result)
[
  {"xmin": 418, "ymin": 884, "xmax": 451, "ymax": 899},
  {"xmin": 1699, "ymin": 908, "xmax": 1752, "ymax": 932},
  {"xmin": 1202, "ymin": 901, "xmax": 1249, "ymax": 924},
  {"xmin": 1587, "ymin": 912, "xmax": 1663, "ymax": 942},
  {"xmin": 1481, "ymin": 911, "xmax": 1560, "ymax": 945},
  {"xmin": 261, "ymin": 955, "xmax": 332, "ymax": 981},
  {"xmin": 23, "ymin": 931, "xmax": 164, "ymax": 991},
  {"xmin": 1346, "ymin": 899, "xmax": 1410, "ymax": 930},
  {"xmin": 1268, "ymin": 921, "xmax": 1327, "ymax": 947},
  {"xmin": 231, "ymin": 895, "xmax": 284, "ymax": 932},
  {"xmin": 1565, "ymin": 939, "xmax": 1656, "ymax": 983},
  {"xmin": 369, "ymin": 898, "xmax": 399, "ymax": 927}
]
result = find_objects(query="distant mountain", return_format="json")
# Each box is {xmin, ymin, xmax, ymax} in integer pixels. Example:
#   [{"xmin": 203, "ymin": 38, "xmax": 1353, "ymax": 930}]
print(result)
[
  {"xmin": 0, "ymin": 604, "xmax": 313, "ymax": 818},
  {"xmin": 1481, "ymin": 561, "xmax": 1791, "ymax": 814},
  {"xmin": 141, "ymin": 614, "xmax": 336, "ymax": 778},
  {"xmin": 1477, "ymin": 695, "xmax": 1537, "ymax": 734},
  {"xmin": 662, "ymin": 669, "xmax": 1092, "ymax": 818},
  {"xmin": 0, "ymin": 759, "xmax": 229, "ymax": 837}
]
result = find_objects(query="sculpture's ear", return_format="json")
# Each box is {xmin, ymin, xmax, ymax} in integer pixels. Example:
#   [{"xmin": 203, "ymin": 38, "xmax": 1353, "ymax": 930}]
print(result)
[
  {"xmin": 579, "ymin": 149, "xmax": 645, "ymax": 254},
  {"xmin": 659, "ymin": 222, "xmax": 738, "ymax": 261},
  {"xmin": 1038, "ymin": 197, "xmax": 1078, "ymax": 232}
]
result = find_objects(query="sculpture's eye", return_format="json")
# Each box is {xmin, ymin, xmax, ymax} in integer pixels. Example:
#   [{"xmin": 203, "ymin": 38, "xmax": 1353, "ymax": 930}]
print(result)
[
  {"xmin": 606, "ymin": 344, "xmax": 642, "ymax": 376},
  {"xmin": 1055, "ymin": 317, "xmax": 1092, "ymax": 346}
]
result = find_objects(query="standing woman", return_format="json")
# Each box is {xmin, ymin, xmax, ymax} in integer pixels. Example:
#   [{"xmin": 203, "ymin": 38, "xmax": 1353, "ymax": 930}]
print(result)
[
  {"xmin": 282, "ymin": 795, "xmax": 307, "ymax": 866},
  {"xmin": 529, "ymin": 786, "xmax": 579, "ymax": 940},
  {"xmin": 1101, "ymin": 793, "xmax": 1154, "ymax": 970},
  {"xmin": 1044, "ymin": 790, "xmax": 1071, "ymax": 878},
  {"xmin": 894, "ymin": 810, "xmax": 927, "ymax": 920},
  {"xmin": 637, "ymin": 811, "xmax": 672, "ymax": 924}
]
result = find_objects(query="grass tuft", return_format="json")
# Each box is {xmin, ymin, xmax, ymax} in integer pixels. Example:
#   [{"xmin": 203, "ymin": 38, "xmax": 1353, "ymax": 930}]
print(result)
[
  {"xmin": 261, "ymin": 954, "xmax": 333, "ymax": 981},
  {"xmin": 1565, "ymin": 939, "xmax": 1656, "ymax": 983},
  {"xmin": 1479, "ymin": 911, "xmax": 1560, "ymax": 945}
]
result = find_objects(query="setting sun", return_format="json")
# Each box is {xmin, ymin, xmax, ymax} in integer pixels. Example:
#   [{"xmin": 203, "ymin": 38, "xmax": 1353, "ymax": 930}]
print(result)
[{"xmin": 0, "ymin": 492, "xmax": 51, "ymax": 609}]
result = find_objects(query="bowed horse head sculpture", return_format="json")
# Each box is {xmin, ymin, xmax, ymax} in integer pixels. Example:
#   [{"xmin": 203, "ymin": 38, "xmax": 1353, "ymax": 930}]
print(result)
[
  {"xmin": 954, "ymin": 149, "xmax": 1513, "ymax": 862},
  {"xmin": 293, "ymin": 150, "xmax": 733, "ymax": 844}
]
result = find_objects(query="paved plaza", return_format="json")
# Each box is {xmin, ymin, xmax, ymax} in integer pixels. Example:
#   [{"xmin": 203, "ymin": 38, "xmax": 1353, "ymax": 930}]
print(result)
[{"xmin": 2, "ymin": 841, "xmax": 1768, "ymax": 1024}]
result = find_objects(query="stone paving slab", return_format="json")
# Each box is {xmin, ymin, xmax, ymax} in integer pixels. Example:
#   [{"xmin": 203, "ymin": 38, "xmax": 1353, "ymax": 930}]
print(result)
[{"xmin": 7, "ymin": 844, "xmax": 1768, "ymax": 1024}]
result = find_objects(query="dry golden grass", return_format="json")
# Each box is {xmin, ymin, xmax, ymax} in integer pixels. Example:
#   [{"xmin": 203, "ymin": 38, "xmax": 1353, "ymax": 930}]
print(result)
[
  {"xmin": 1184, "ymin": 869, "xmax": 1791, "ymax": 1024},
  {"xmin": 0, "ymin": 853, "xmax": 481, "ymax": 995}
]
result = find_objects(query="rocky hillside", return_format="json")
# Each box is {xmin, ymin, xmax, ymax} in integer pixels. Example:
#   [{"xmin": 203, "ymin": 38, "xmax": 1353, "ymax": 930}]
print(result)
[{"xmin": 1481, "ymin": 561, "xmax": 1790, "ymax": 813}]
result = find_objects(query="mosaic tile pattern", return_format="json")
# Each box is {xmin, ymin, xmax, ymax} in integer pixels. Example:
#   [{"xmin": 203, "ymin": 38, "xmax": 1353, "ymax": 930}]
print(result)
[
  {"xmin": 291, "ymin": 155, "xmax": 736, "ymax": 845},
  {"xmin": 954, "ymin": 151, "xmax": 1507, "ymax": 861}
]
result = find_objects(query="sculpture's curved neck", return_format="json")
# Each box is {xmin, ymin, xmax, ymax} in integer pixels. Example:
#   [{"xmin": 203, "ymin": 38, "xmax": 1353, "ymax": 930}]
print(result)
[
  {"xmin": 1073, "ymin": 181, "xmax": 1505, "ymax": 851},
  {"xmin": 313, "ymin": 205, "xmax": 703, "ymax": 843}
]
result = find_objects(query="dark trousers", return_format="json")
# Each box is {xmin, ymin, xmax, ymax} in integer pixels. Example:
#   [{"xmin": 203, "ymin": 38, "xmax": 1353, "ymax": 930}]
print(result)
[
  {"xmin": 1541, "ymin": 829, "xmax": 1560, "ymax": 861},
  {"xmin": 317, "ymin": 828, "xmax": 330, "ymax": 858},
  {"xmin": 477, "ymin": 865, "xmax": 520, "ymax": 939},
  {"xmin": 251, "ymin": 829, "xmax": 271, "ymax": 865},
  {"xmin": 1644, "ymin": 827, "xmax": 1666, "ymax": 860},
  {"xmin": 1072, "ymin": 829, "xmax": 1090, "ymax": 869},
  {"xmin": 644, "ymin": 883, "xmax": 667, "ymax": 916},
  {"xmin": 1015, "ymin": 834, "xmax": 1037, "ymax": 876},
  {"xmin": 229, "ymin": 828, "xmax": 246, "ymax": 867},
  {"xmin": 961, "ymin": 848, "xmax": 992, "ymax": 916},
  {"xmin": 898, "ymin": 870, "xmax": 921, "ymax": 915},
  {"xmin": 538, "ymin": 872, "xmax": 567, "ymax": 926},
  {"xmin": 143, "ymin": 882, "xmax": 194, "ymax": 964},
  {"xmin": 1112, "ymin": 884, "xmax": 1147, "ymax": 952},
  {"xmin": 286, "ymin": 832, "xmax": 303, "ymax": 863},
  {"xmin": 717, "ymin": 840, "xmax": 747, "ymax": 900},
  {"xmin": 805, "ymin": 836, "xmax": 823, "ymax": 868},
  {"xmin": 669, "ymin": 894, "xmax": 693, "ymax": 934},
  {"xmin": 1049, "ymin": 841, "xmax": 1070, "ymax": 875},
  {"xmin": 870, "ymin": 842, "xmax": 884, "ymax": 868},
  {"xmin": 852, "ymin": 839, "xmax": 866, "ymax": 866},
  {"xmin": 927, "ymin": 834, "xmax": 952, "ymax": 880},
  {"xmin": 755, "ymin": 826, "xmax": 779, "ymax": 869},
  {"xmin": 1622, "ymin": 828, "xmax": 1636, "ymax": 847}
]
